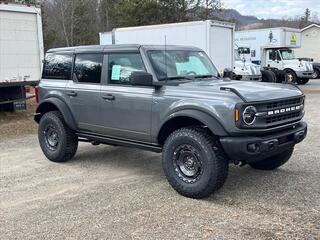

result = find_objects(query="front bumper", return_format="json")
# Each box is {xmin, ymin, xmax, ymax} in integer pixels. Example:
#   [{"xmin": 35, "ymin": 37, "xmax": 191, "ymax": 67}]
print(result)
[
  {"xmin": 220, "ymin": 121, "xmax": 307, "ymax": 163},
  {"xmin": 296, "ymin": 71, "xmax": 314, "ymax": 79},
  {"xmin": 242, "ymin": 74, "xmax": 262, "ymax": 81},
  {"xmin": 236, "ymin": 74, "xmax": 262, "ymax": 81}
]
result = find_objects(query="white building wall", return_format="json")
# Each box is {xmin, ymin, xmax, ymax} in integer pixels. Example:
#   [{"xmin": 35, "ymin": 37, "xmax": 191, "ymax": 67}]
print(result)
[{"xmin": 295, "ymin": 25, "xmax": 320, "ymax": 62}]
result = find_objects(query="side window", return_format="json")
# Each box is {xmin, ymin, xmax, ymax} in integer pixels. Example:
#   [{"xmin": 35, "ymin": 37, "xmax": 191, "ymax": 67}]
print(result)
[
  {"xmin": 74, "ymin": 54, "xmax": 103, "ymax": 84},
  {"xmin": 108, "ymin": 53, "xmax": 145, "ymax": 85},
  {"xmin": 42, "ymin": 54, "xmax": 72, "ymax": 80},
  {"xmin": 268, "ymin": 50, "xmax": 275, "ymax": 60}
]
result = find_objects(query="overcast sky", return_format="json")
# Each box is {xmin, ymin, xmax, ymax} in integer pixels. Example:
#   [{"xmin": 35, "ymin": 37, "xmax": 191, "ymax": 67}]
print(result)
[{"xmin": 222, "ymin": 0, "xmax": 320, "ymax": 20}]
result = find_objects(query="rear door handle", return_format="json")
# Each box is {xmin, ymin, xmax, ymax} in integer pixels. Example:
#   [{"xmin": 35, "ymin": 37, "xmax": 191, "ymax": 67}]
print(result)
[
  {"xmin": 102, "ymin": 94, "xmax": 115, "ymax": 101},
  {"xmin": 66, "ymin": 91, "xmax": 77, "ymax": 97}
]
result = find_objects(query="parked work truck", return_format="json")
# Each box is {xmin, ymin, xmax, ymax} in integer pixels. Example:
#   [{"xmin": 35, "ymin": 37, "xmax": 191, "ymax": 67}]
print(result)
[
  {"xmin": 235, "ymin": 27, "xmax": 314, "ymax": 84},
  {"xmin": 0, "ymin": 2, "xmax": 44, "ymax": 111},
  {"xmin": 100, "ymin": 20, "xmax": 262, "ymax": 81}
]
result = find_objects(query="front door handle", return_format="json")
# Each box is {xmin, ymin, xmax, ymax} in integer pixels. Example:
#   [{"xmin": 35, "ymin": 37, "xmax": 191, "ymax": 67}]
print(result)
[
  {"xmin": 102, "ymin": 94, "xmax": 115, "ymax": 101},
  {"xmin": 66, "ymin": 91, "xmax": 77, "ymax": 97}
]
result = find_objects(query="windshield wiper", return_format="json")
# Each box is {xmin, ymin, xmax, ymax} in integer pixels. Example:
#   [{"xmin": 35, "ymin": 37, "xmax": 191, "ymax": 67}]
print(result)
[
  {"xmin": 159, "ymin": 76, "xmax": 195, "ymax": 81},
  {"xmin": 194, "ymin": 74, "xmax": 217, "ymax": 79}
]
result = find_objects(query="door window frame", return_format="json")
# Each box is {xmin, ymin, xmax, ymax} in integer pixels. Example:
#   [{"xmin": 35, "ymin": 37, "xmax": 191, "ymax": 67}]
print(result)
[
  {"xmin": 104, "ymin": 52, "xmax": 150, "ymax": 87},
  {"xmin": 71, "ymin": 52, "xmax": 105, "ymax": 85}
]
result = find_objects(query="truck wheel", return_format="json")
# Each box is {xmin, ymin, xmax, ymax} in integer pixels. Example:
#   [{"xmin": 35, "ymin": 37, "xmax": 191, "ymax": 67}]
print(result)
[
  {"xmin": 249, "ymin": 147, "xmax": 293, "ymax": 170},
  {"xmin": 285, "ymin": 69, "xmax": 297, "ymax": 83},
  {"xmin": 38, "ymin": 111, "xmax": 78, "ymax": 162},
  {"xmin": 261, "ymin": 70, "xmax": 276, "ymax": 82},
  {"xmin": 297, "ymin": 78, "xmax": 309, "ymax": 85},
  {"xmin": 162, "ymin": 127, "xmax": 228, "ymax": 198},
  {"xmin": 311, "ymin": 69, "xmax": 319, "ymax": 79}
]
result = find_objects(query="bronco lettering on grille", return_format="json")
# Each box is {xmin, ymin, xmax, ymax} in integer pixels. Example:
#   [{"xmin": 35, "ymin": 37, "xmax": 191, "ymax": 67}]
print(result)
[{"xmin": 266, "ymin": 105, "xmax": 302, "ymax": 116}]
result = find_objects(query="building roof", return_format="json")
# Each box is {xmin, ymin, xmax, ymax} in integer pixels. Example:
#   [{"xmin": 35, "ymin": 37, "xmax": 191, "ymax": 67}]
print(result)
[{"xmin": 301, "ymin": 24, "xmax": 320, "ymax": 32}]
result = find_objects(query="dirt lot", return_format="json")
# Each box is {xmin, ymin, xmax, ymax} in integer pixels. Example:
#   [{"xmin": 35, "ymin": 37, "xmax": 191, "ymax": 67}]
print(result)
[{"xmin": 1, "ymin": 82, "xmax": 320, "ymax": 239}]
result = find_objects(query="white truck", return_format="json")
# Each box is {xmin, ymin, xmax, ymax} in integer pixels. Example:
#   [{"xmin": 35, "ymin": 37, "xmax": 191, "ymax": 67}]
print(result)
[
  {"xmin": 234, "ymin": 45, "xmax": 261, "ymax": 81},
  {"xmin": 235, "ymin": 27, "xmax": 314, "ymax": 84},
  {"xmin": 0, "ymin": 3, "xmax": 44, "ymax": 111},
  {"xmin": 100, "ymin": 20, "xmax": 261, "ymax": 81}
]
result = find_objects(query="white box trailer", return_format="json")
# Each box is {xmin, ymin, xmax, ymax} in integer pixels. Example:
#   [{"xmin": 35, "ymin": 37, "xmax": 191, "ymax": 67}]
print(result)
[
  {"xmin": 100, "ymin": 20, "xmax": 235, "ymax": 73},
  {"xmin": 235, "ymin": 27, "xmax": 302, "ymax": 64},
  {"xmin": 235, "ymin": 28, "xmax": 314, "ymax": 84},
  {"xmin": 0, "ymin": 3, "xmax": 43, "ymax": 110}
]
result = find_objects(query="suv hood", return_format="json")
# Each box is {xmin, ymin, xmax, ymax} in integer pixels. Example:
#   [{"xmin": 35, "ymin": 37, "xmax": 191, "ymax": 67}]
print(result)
[{"xmin": 177, "ymin": 79, "xmax": 303, "ymax": 102}]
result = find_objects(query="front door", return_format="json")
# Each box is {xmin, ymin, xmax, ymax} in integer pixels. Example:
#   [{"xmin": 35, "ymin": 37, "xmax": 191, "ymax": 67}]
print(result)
[
  {"xmin": 100, "ymin": 53, "xmax": 153, "ymax": 142},
  {"xmin": 266, "ymin": 49, "xmax": 282, "ymax": 69},
  {"xmin": 66, "ymin": 53, "xmax": 103, "ymax": 133}
]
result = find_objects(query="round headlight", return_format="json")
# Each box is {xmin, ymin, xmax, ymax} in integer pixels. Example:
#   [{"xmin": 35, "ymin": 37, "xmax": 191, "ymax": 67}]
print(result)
[{"xmin": 243, "ymin": 106, "xmax": 257, "ymax": 125}]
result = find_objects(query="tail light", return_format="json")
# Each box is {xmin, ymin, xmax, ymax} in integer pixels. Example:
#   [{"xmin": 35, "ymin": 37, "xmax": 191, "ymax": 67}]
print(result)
[
  {"xmin": 24, "ymin": 86, "xmax": 30, "ymax": 93},
  {"xmin": 35, "ymin": 86, "xmax": 39, "ymax": 103}
]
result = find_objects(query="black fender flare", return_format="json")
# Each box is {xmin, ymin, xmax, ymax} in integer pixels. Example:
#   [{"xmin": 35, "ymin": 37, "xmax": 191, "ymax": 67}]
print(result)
[
  {"xmin": 35, "ymin": 98, "xmax": 77, "ymax": 130},
  {"xmin": 157, "ymin": 109, "xmax": 229, "ymax": 140}
]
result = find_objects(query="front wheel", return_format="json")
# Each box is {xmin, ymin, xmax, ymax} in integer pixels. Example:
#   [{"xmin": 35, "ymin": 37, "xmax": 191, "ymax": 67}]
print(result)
[
  {"xmin": 285, "ymin": 69, "xmax": 297, "ymax": 83},
  {"xmin": 311, "ymin": 69, "xmax": 319, "ymax": 79},
  {"xmin": 297, "ymin": 78, "xmax": 309, "ymax": 85},
  {"xmin": 249, "ymin": 147, "xmax": 294, "ymax": 170},
  {"xmin": 162, "ymin": 127, "xmax": 228, "ymax": 199},
  {"xmin": 38, "ymin": 111, "xmax": 78, "ymax": 162}
]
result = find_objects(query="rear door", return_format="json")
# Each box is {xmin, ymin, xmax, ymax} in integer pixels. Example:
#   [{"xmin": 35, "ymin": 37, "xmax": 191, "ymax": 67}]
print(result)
[
  {"xmin": 100, "ymin": 52, "xmax": 153, "ymax": 142},
  {"xmin": 66, "ymin": 53, "xmax": 103, "ymax": 132}
]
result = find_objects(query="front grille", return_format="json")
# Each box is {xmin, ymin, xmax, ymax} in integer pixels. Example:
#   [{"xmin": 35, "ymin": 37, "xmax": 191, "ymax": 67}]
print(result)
[
  {"xmin": 238, "ymin": 96, "xmax": 304, "ymax": 129},
  {"xmin": 260, "ymin": 96, "xmax": 304, "ymax": 127}
]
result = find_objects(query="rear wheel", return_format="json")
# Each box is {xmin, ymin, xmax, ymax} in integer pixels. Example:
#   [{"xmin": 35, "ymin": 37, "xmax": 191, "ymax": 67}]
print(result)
[
  {"xmin": 38, "ymin": 111, "xmax": 78, "ymax": 162},
  {"xmin": 162, "ymin": 127, "xmax": 228, "ymax": 199},
  {"xmin": 249, "ymin": 148, "xmax": 294, "ymax": 170},
  {"xmin": 261, "ymin": 70, "xmax": 276, "ymax": 82}
]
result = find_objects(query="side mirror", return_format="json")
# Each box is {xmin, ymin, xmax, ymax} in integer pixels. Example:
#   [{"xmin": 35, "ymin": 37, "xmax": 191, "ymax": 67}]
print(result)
[
  {"xmin": 223, "ymin": 68, "xmax": 234, "ymax": 79},
  {"xmin": 130, "ymin": 71, "xmax": 153, "ymax": 86}
]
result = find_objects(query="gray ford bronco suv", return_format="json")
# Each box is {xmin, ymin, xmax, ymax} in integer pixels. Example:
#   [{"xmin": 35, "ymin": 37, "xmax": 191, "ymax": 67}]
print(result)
[{"xmin": 35, "ymin": 44, "xmax": 307, "ymax": 198}]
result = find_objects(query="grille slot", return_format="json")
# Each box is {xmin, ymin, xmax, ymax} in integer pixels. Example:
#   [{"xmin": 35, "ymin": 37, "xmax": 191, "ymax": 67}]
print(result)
[
  {"xmin": 266, "ymin": 111, "xmax": 301, "ymax": 124},
  {"xmin": 266, "ymin": 98, "xmax": 301, "ymax": 109}
]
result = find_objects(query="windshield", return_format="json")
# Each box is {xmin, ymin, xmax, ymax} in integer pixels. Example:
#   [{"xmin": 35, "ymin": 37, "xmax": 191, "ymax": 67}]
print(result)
[
  {"xmin": 238, "ymin": 47, "xmax": 250, "ymax": 54},
  {"xmin": 148, "ymin": 50, "xmax": 219, "ymax": 80},
  {"xmin": 280, "ymin": 49, "xmax": 295, "ymax": 60}
]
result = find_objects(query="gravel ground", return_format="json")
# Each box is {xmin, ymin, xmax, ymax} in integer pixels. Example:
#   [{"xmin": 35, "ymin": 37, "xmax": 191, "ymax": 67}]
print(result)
[{"xmin": 1, "ymin": 94, "xmax": 320, "ymax": 240}]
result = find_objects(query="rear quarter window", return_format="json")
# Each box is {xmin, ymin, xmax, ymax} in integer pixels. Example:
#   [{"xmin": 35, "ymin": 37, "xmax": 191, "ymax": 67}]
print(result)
[{"xmin": 42, "ymin": 54, "xmax": 72, "ymax": 80}]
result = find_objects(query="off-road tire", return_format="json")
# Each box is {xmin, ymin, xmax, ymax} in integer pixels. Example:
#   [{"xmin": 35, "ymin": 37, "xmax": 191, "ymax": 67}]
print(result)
[
  {"xmin": 297, "ymin": 78, "xmax": 309, "ymax": 85},
  {"xmin": 162, "ymin": 127, "xmax": 228, "ymax": 199},
  {"xmin": 249, "ymin": 147, "xmax": 294, "ymax": 170},
  {"xmin": 38, "ymin": 111, "xmax": 78, "ymax": 162}
]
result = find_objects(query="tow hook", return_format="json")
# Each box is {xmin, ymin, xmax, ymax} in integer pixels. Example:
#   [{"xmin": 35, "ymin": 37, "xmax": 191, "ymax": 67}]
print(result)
[{"xmin": 294, "ymin": 130, "xmax": 305, "ymax": 143}]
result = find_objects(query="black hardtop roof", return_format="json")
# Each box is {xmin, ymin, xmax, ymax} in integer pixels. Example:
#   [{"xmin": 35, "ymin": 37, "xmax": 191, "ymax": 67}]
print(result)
[{"xmin": 47, "ymin": 44, "xmax": 202, "ymax": 53}]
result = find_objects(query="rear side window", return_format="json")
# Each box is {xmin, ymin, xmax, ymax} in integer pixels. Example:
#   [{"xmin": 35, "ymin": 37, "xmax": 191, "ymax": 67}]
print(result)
[
  {"xmin": 42, "ymin": 54, "xmax": 72, "ymax": 80},
  {"xmin": 74, "ymin": 54, "xmax": 103, "ymax": 84}
]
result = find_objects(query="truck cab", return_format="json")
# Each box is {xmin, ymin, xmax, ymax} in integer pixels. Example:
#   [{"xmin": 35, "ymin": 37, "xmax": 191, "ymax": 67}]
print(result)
[
  {"xmin": 233, "ymin": 48, "xmax": 261, "ymax": 81},
  {"xmin": 262, "ymin": 47, "xmax": 314, "ymax": 84}
]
